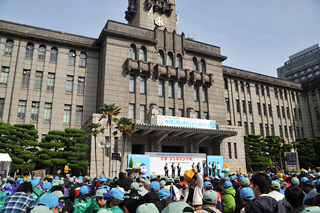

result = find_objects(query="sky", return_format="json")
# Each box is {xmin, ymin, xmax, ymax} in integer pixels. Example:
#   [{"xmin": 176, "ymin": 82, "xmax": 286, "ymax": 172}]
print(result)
[{"xmin": 0, "ymin": 0, "xmax": 319, "ymax": 77}]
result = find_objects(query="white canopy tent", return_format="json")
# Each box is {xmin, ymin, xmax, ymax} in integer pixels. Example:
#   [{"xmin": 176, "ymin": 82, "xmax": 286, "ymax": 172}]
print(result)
[{"xmin": 0, "ymin": 154, "xmax": 12, "ymax": 177}]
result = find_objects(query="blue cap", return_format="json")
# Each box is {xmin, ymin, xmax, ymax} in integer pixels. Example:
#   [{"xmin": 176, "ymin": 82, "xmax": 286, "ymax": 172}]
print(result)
[
  {"xmin": 239, "ymin": 174, "xmax": 244, "ymax": 182},
  {"xmin": 101, "ymin": 185, "xmax": 110, "ymax": 191},
  {"xmin": 73, "ymin": 176, "xmax": 77, "ymax": 179},
  {"xmin": 87, "ymin": 185, "xmax": 91, "ymax": 192},
  {"xmin": 107, "ymin": 177, "xmax": 113, "ymax": 181},
  {"xmin": 38, "ymin": 193, "xmax": 59, "ymax": 208},
  {"xmin": 109, "ymin": 188, "xmax": 124, "ymax": 201},
  {"xmin": 42, "ymin": 182, "xmax": 52, "ymax": 190},
  {"xmin": 204, "ymin": 181, "xmax": 212, "ymax": 188},
  {"xmin": 249, "ymin": 177, "xmax": 252, "ymax": 180},
  {"xmin": 80, "ymin": 185, "xmax": 89, "ymax": 195},
  {"xmin": 240, "ymin": 187, "xmax": 254, "ymax": 200},
  {"xmin": 103, "ymin": 193, "xmax": 112, "ymax": 198},
  {"xmin": 224, "ymin": 181, "xmax": 232, "ymax": 188},
  {"xmin": 158, "ymin": 189, "xmax": 171, "ymax": 200},
  {"xmin": 101, "ymin": 178, "xmax": 107, "ymax": 182},
  {"xmin": 58, "ymin": 202, "xmax": 64, "ymax": 207},
  {"xmin": 78, "ymin": 176, "xmax": 84, "ymax": 180},
  {"xmin": 33, "ymin": 176, "xmax": 36, "ymax": 179},
  {"xmin": 230, "ymin": 176, "xmax": 236, "ymax": 181},
  {"xmin": 2, "ymin": 191, "xmax": 12, "ymax": 198},
  {"xmin": 55, "ymin": 176, "xmax": 59, "ymax": 180},
  {"xmin": 8, "ymin": 177, "xmax": 14, "ymax": 181},
  {"xmin": 4, "ymin": 183, "xmax": 11, "ymax": 188},
  {"xmin": 150, "ymin": 181, "xmax": 161, "ymax": 192},
  {"xmin": 66, "ymin": 174, "xmax": 70, "ymax": 177},
  {"xmin": 301, "ymin": 177, "xmax": 309, "ymax": 183},
  {"xmin": 30, "ymin": 180, "xmax": 40, "ymax": 187}
]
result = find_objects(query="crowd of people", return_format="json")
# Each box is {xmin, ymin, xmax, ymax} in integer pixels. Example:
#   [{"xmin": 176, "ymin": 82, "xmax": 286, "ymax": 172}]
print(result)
[{"xmin": 1, "ymin": 167, "xmax": 320, "ymax": 213}]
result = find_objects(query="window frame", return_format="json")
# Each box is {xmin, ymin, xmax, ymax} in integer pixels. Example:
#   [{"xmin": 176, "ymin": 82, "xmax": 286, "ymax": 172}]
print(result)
[
  {"xmin": 63, "ymin": 105, "xmax": 71, "ymax": 123},
  {"xmin": 79, "ymin": 52, "xmax": 87, "ymax": 67},
  {"xmin": 21, "ymin": 70, "xmax": 31, "ymax": 88},
  {"xmin": 50, "ymin": 48, "xmax": 58, "ymax": 62},
  {"xmin": 44, "ymin": 103, "xmax": 52, "ymax": 122},
  {"xmin": 38, "ymin": 45, "xmax": 46, "ymax": 60},
  {"xmin": 68, "ymin": 50, "xmax": 76, "ymax": 65},
  {"xmin": 34, "ymin": 71, "xmax": 43, "ymax": 90},
  {"xmin": 5, "ymin": 40, "xmax": 13, "ymax": 55},
  {"xmin": 25, "ymin": 43, "xmax": 34, "ymax": 59}
]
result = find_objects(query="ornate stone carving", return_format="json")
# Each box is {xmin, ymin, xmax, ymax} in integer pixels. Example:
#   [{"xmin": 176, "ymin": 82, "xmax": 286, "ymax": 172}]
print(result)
[
  {"xmin": 187, "ymin": 108, "xmax": 196, "ymax": 119},
  {"xmin": 149, "ymin": 103, "xmax": 159, "ymax": 119},
  {"xmin": 145, "ymin": 0, "xmax": 174, "ymax": 16},
  {"xmin": 125, "ymin": 0, "xmax": 138, "ymax": 22}
]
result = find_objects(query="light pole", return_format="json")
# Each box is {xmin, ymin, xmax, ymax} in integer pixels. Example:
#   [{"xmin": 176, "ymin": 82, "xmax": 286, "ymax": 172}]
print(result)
[
  {"xmin": 99, "ymin": 141, "xmax": 106, "ymax": 176},
  {"xmin": 106, "ymin": 140, "xmax": 111, "ymax": 177}
]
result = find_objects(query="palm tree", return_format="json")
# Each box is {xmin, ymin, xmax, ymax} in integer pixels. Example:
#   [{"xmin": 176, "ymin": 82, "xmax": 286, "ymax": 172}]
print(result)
[
  {"xmin": 99, "ymin": 103, "xmax": 121, "ymax": 176},
  {"xmin": 86, "ymin": 123, "xmax": 104, "ymax": 177},
  {"xmin": 113, "ymin": 117, "xmax": 136, "ymax": 172}
]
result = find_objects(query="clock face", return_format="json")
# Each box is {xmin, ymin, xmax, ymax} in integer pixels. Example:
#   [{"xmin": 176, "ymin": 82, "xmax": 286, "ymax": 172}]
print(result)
[{"xmin": 155, "ymin": 17, "xmax": 164, "ymax": 27}]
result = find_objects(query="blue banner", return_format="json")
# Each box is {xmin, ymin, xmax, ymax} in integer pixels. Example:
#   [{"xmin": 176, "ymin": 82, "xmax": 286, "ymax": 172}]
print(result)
[
  {"xmin": 207, "ymin": 155, "xmax": 224, "ymax": 177},
  {"xmin": 128, "ymin": 154, "xmax": 151, "ymax": 177}
]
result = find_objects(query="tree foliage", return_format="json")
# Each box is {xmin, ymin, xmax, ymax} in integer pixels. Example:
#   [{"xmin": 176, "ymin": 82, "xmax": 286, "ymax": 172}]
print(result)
[
  {"xmin": 295, "ymin": 137, "xmax": 319, "ymax": 168},
  {"xmin": 244, "ymin": 134, "xmax": 269, "ymax": 170},
  {"xmin": 0, "ymin": 122, "xmax": 38, "ymax": 171}
]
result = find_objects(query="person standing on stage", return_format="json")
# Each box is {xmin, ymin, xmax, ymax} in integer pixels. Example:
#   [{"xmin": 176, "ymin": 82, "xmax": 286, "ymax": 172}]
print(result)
[
  {"xmin": 208, "ymin": 162, "xmax": 212, "ymax": 176},
  {"xmin": 203, "ymin": 161, "xmax": 208, "ymax": 176},
  {"xmin": 212, "ymin": 162, "xmax": 216, "ymax": 177},
  {"xmin": 164, "ymin": 163, "xmax": 169, "ymax": 177},
  {"xmin": 216, "ymin": 162, "xmax": 220, "ymax": 177},
  {"xmin": 192, "ymin": 162, "xmax": 195, "ymax": 168},
  {"xmin": 171, "ymin": 163, "xmax": 176, "ymax": 178},
  {"xmin": 177, "ymin": 163, "xmax": 181, "ymax": 177},
  {"xmin": 196, "ymin": 162, "xmax": 201, "ymax": 173}
]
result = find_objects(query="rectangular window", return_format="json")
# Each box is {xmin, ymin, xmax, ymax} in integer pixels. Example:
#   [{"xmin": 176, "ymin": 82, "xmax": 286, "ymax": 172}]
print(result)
[
  {"xmin": 224, "ymin": 78, "xmax": 228, "ymax": 89},
  {"xmin": 204, "ymin": 112, "xmax": 208, "ymax": 120},
  {"xmin": 238, "ymin": 121, "xmax": 242, "ymax": 126},
  {"xmin": 289, "ymin": 126, "xmax": 293, "ymax": 138},
  {"xmin": 292, "ymin": 92, "xmax": 295, "ymax": 102},
  {"xmin": 168, "ymin": 81, "xmax": 174, "ymax": 98},
  {"xmin": 279, "ymin": 125, "xmax": 283, "ymax": 138},
  {"xmin": 43, "ymin": 103, "xmax": 52, "ymax": 121},
  {"xmin": 315, "ymin": 107, "xmax": 320, "ymax": 118},
  {"xmin": 140, "ymin": 76, "xmax": 146, "ymax": 94},
  {"xmin": 234, "ymin": 80, "xmax": 238, "ymax": 91},
  {"xmin": 159, "ymin": 79, "xmax": 164, "ymax": 96},
  {"xmin": 18, "ymin": 100, "xmax": 26, "ymax": 120},
  {"xmin": 76, "ymin": 106, "xmax": 83, "ymax": 124},
  {"xmin": 301, "ymin": 127, "xmax": 304, "ymax": 137},
  {"xmin": 260, "ymin": 123, "xmax": 264, "ymax": 136},
  {"xmin": 178, "ymin": 82, "xmax": 183, "ymax": 99},
  {"xmin": 298, "ymin": 109, "xmax": 302, "ymax": 120},
  {"xmin": 297, "ymin": 127, "xmax": 300, "ymax": 138},
  {"xmin": 202, "ymin": 87, "xmax": 207, "ymax": 102},
  {"xmin": 194, "ymin": 85, "xmax": 199, "ymax": 101},
  {"xmin": 242, "ymin": 100, "xmax": 246, "ymax": 113},
  {"xmin": 255, "ymin": 84, "xmax": 259, "ymax": 95},
  {"xmin": 169, "ymin": 108, "xmax": 174, "ymax": 116},
  {"xmin": 228, "ymin": 142, "xmax": 232, "ymax": 159},
  {"xmin": 129, "ymin": 104, "xmax": 135, "ymax": 122},
  {"xmin": 286, "ymin": 107, "xmax": 290, "ymax": 119},
  {"xmin": 47, "ymin": 73, "xmax": 55, "ymax": 91},
  {"xmin": 268, "ymin": 104, "xmax": 272, "ymax": 117},
  {"xmin": 114, "ymin": 137, "xmax": 119, "ymax": 153},
  {"xmin": 296, "ymin": 92, "xmax": 300, "ymax": 103},
  {"xmin": 274, "ymin": 88, "xmax": 278, "ymax": 98},
  {"xmin": 66, "ymin": 75, "xmax": 73, "ymax": 93},
  {"xmin": 284, "ymin": 126, "xmax": 288, "ymax": 138},
  {"xmin": 265, "ymin": 124, "xmax": 269, "ymax": 136},
  {"xmin": 263, "ymin": 104, "xmax": 267, "ymax": 116},
  {"xmin": 257, "ymin": 103, "xmax": 261, "ymax": 115},
  {"xmin": 246, "ymin": 82, "xmax": 250, "ymax": 93},
  {"xmin": 129, "ymin": 75, "xmax": 135, "ymax": 93},
  {"xmin": 31, "ymin": 102, "xmax": 39, "ymax": 120},
  {"xmin": 234, "ymin": 143, "xmax": 238, "ymax": 159},
  {"xmin": 250, "ymin": 122, "xmax": 254, "ymax": 134},
  {"xmin": 266, "ymin": 86, "xmax": 270, "ymax": 97},
  {"xmin": 63, "ymin": 105, "xmax": 71, "ymax": 123},
  {"xmin": 195, "ymin": 111, "xmax": 200, "ymax": 119},
  {"xmin": 0, "ymin": 99, "xmax": 4, "ymax": 120},
  {"xmin": 294, "ymin": 108, "xmax": 297, "ymax": 119},
  {"xmin": 159, "ymin": 107, "xmax": 164, "ymax": 115},
  {"xmin": 21, "ymin": 70, "xmax": 31, "ymax": 88},
  {"xmin": 34, "ymin": 71, "xmax": 43, "ymax": 89},
  {"xmin": 178, "ymin": 109, "xmax": 183, "ymax": 117},
  {"xmin": 271, "ymin": 124, "xmax": 275, "ymax": 136},
  {"xmin": 282, "ymin": 106, "xmax": 285, "ymax": 118},
  {"xmin": 284, "ymin": 90, "xmax": 287, "ymax": 100},
  {"xmin": 227, "ymin": 120, "xmax": 232, "ymax": 125},
  {"xmin": 312, "ymin": 91, "xmax": 317, "ymax": 101},
  {"xmin": 277, "ymin": 106, "xmax": 280, "ymax": 117},
  {"xmin": 226, "ymin": 98, "xmax": 230, "ymax": 111},
  {"xmin": 240, "ymin": 81, "xmax": 244, "ymax": 92},
  {"xmin": 77, "ymin": 77, "xmax": 85, "ymax": 94},
  {"xmin": 248, "ymin": 101, "xmax": 252, "ymax": 114},
  {"xmin": 261, "ymin": 85, "xmax": 265, "ymax": 96},
  {"xmin": 244, "ymin": 122, "xmax": 248, "ymax": 135},
  {"xmin": 279, "ymin": 89, "xmax": 283, "ymax": 99},
  {"xmin": 0, "ymin": 67, "xmax": 9, "ymax": 85},
  {"xmin": 140, "ymin": 105, "xmax": 146, "ymax": 123},
  {"xmin": 236, "ymin": 100, "xmax": 240, "ymax": 112}
]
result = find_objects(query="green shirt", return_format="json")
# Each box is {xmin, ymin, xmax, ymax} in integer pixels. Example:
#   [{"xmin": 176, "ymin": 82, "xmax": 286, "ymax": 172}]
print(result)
[
  {"xmin": 107, "ymin": 206, "xmax": 124, "ymax": 213},
  {"xmin": 83, "ymin": 200, "xmax": 106, "ymax": 213},
  {"xmin": 74, "ymin": 197, "xmax": 93, "ymax": 213},
  {"xmin": 0, "ymin": 197, "xmax": 7, "ymax": 212},
  {"xmin": 30, "ymin": 187, "xmax": 43, "ymax": 204}
]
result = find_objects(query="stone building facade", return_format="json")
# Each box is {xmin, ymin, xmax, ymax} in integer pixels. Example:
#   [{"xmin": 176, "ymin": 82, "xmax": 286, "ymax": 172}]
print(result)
[{"xmin": 0, "ymin": 0, "xmax": 317, "ymax": 176}]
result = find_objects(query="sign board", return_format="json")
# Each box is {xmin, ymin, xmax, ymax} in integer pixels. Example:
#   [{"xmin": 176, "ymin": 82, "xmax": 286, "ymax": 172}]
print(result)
[
  {"xmin": 151, "ymin": 115, "xmax": 216, "ymax": 130},
  {"xmin": 112, "ymin": 153, "xmax": 120, "ymax": 161},
  {"xmin": 128, "ymin": 154, "xmax": 151, "ymax": 177},
  {"xmin": 207, "ymin": 155, "xmax": 224, "ymax": 177},
  {"xmin": 145, "ymin": 152, "xmax": 207, "ymax": 176}
]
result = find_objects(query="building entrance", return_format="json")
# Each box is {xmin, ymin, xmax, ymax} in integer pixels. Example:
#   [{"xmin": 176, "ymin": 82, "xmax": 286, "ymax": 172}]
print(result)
[{"xmin": 162, "ymin": 146, "xmax": 184, "ymax": 153}]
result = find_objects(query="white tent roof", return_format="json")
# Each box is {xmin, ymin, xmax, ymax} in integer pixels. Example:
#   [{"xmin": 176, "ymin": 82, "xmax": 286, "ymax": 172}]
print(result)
[{"xmin": 0, "ymin": 154, "xmax": 11, "ymax": 162}]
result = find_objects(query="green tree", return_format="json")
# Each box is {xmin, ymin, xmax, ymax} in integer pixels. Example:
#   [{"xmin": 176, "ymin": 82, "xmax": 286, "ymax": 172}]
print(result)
[
  {"xmin": 244, "ymin": 134, "xmax": 268, "ymax": 171},
  {"xmin": 129, "ymin": 157, "xmax": 134, "ymax": 168},
  {"xmin": 296, "ymin": 137, "xmax": 317, "ymax": 168},
  {"xmin": 99, "ymin": 103, "xmax": 121, "ymax": 176},
  {"xmin": 113, "ymin": 117, "xmax": 136, "ymax": 172},
  {"xmin": 0, "ymin": 122, "xmax": 38, "ymax": 173},
  {"xmin": 87, "ymin": 123, "xmax": 104, "ymax": 177}
]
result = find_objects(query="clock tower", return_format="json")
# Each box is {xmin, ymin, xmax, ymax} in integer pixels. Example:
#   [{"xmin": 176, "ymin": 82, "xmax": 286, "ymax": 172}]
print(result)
[{"xmin": 125, "ymin": 0, "xmax": 177, "ymax": 32}]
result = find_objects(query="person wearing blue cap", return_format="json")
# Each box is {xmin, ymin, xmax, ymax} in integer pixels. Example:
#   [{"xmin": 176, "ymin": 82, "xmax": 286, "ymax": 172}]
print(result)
[
  {"xmin": 204, "ymin": 181, "xmax": 213, "ymax": 191},
  {"xmin": 301, "ymin": 177, "xmax": 313, "ymax": 194},
  {"xmin": 221, "ymin": 181, "xmax": 236, "ymax": 213},
  {"xmin": 42, "ymin": 182, "xmax": 52, "ymax": 193},
  {"xmin": 0, "ymin": 191, "xmax": 12, "ymax": 212},
  {"xmin": 230, "ymin": 176, "xmax": 240, "ymax": 191},
  {"xmin": 74, "ymin": 185, "xmax": 93, "ymax": 213},
  {"xmin": 107, "ymin": 188, "xmax": 126, "ymax": 213},
  {"xmin": 30, "ymin": 179, "xmax": 43, "ymax": 204},
  {"xmin": 31, "ymin": 193, "xmax": 59, "ymax": 213},
  {"xmin": 156, "ymin": 188, "xmax": 173, "ymax": 212},
  {"xmin": 239, "ymin": 187, "xmax": 254, "ymax": 212}
]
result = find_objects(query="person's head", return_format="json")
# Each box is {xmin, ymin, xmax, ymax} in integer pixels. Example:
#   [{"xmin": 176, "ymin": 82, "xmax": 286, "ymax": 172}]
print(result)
[
  {"xmin": 215, "ymin": 182, "xmax": 224, "ymax": 192},
  {"xmin": 172, "ymin": 163, "xmax": 174, "ymax": 165},
  {"xmin": 290, "ymin": 177, "xmax": 299, "ymax": 186},
  {"xmin": 188, "ymin": 173, "xmax": 198, "ymax": 186},
  {"xmin": 131, "ymin": 182, "xmax": 140, "ymax": 191},
  {"xmin": 38, "ymin": 193, "xmax": 60, "ymax": 213},
  {"xmin": 203, "ymin": 190, "xmax": 218, "ymax": 206},
  {"xmin": 17, "ymin": 182, "xmax": 33, "ymax": 195},
  {"xmin": 158, "ymin": 189, "xmax": 171, "ymax": 201},
  {"xmin": 150, "ymin": 181, "xmax": 161, "ymax": 193},
  {"xmin": 136, "ymin": 203, "xmax": 160, "ymax": 213},
  {"xmin": 109, "ymin": 188, "xmax": 124, "ymax": 207},
  {"xmin": 241, "ymin": 177, "xmax": 250, "ymax": 187},
  {"xmin": 285, "ymin": 186, "xmax": 304, "ymax": 208},
  {"xmin": 204, "ymin": 181, "xmax": 212, "ymax": 191},
  {"xmin": 51, "ymin": 191, "xmax": 69, "ymax": 212},
  {"xmin": 240, "ymin": 187, "xmax": 254, "ymax": 205},
  {"xmin": 252, "ymin": 173, "xmax": 271, "ymax": 197},
  {"xmin": 271, "ymin": 181, "xmax": 281, "ymax": 192},
  {"xmin": 96, "ymin": 192, "xmax": 111, "ymax": 208},
  {"xmin": 128, "ymin": 171, "xmax": 133, "ymax": 178}
]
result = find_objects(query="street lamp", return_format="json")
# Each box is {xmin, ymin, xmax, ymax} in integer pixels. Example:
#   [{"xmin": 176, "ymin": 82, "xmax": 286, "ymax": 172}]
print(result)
[
  {"xmin": 106, "ymin": 141, "xmax": 111, "ymax": 177},
  {"xmin": 99, "ymin": 141, "xmax": 106, "ymax": 176}
]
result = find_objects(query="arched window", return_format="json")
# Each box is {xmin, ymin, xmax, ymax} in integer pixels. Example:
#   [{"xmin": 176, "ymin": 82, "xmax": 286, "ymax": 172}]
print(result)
[
  {"xmin": 176, "ymin": 54, "xmax": 182, "ymax": 68},
  {"xmin": 79, "ymin": 53, "xmax": 86, "ymax": 67},
  {"xmin": 38, "ymin": 45, "xmax": 46, "ymax": 60},
  {"xmin": 158, "ymin": 50, "xmax": 164, "ymax": 65},
  {"xmin": 26, "ymin": 43, "xmax": 34, "ymax": 59},
  {"xmin": 139, "ymin": 46, "xmax": 147, "ymax": 61},
  {"xmin": 68, "ymin": 50, "xmax": 75, "ymax": 65},
  {"xmin": 50, "ymin": 47, "xmax": 58, "ymax": 62},
  {"xmin": 5, "ymin": 40, "xmax": 13, "ymax": 55},
  {"xmin": 192, "ymin": 57, "xmax": 198, "ymax": 71},
  {"xmin": 200, "ymin": 59, "xmax": 206, "ymax": 73},
  {"xmin": 166, "ymin": 52, "xmax": 173, "ymax": 66},
  {"xmin": 129, "ymin": 44, "xmax": 136, "ymax": 60}
]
